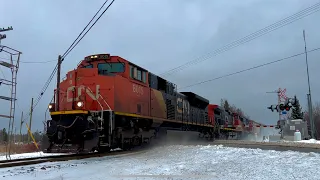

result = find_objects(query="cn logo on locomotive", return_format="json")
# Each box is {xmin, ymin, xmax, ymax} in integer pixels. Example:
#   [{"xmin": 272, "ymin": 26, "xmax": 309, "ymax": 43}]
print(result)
[
  {"xmin": 66, "ymin": 85, "xmax": 100, "ymax": 102},
  {"xmin": 176, "ymin": 98, "xmax": 189, "ymax": 114},
  {"xmin": 132, "ymin": 84, "xmax": 144, "ymax": 96}
]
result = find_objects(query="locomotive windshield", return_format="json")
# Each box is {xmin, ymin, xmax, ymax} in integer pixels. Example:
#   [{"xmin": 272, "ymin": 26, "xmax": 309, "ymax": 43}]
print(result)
[
  {"xmin": 84, "ymin": 64, "xmax": 93, "ymax": 68},
  {"xmin": 97, "ymin": 62, "xmax": 125, "ymax": 75}
]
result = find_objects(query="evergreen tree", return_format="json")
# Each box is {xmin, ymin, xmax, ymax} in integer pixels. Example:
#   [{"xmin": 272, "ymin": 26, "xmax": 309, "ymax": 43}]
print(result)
[
  {"xmin": 224, "ymin": 100, "xmax": 230, "ymax": 110},
  {"xmin": 291, "ymin": 95, "xmax": 303, "ymax": 119},
  {"xmin": 2, "ymin": 128, "xmax": 8, "ymax": 142}
]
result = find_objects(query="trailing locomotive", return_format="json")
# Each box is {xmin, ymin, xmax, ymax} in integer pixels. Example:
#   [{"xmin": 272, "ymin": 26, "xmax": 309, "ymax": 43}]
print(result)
[{"xmin": 42, "ymin": 53, "xmax": 250, "ymax": 153}]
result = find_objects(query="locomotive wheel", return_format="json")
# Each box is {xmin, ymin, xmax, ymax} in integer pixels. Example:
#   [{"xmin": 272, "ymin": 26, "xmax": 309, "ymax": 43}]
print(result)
[
  {"xmin": 46, "ymin": 143, "xmax": 53, "ymax": 153},
  {"xmin": 143, "ymin": 137, "xmax": 150, "ymax": 144},
  {"xmin": 91, "ymin": 146, "xmax": 99, "ymax": 152},
  {"xmin": 132, "ymin": 136, "xmax": 142, "ymax": 146},
  {"xmin": 122, "ymin": 138, "xmax": 133, "ymax": 151}
]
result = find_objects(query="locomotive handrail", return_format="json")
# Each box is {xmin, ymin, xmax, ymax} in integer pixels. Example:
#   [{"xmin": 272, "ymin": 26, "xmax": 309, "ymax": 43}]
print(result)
[
  {"xmin": 86, "ymin": 86, "xmax": 104, "ymax": 131},
  {"xmin": 86, "ymin": 86, "xmax": 113, "ymax": 147},
  {"xmin": 97, "ymin": 93, "xmax": 113, "ymax": 144},
  {"xmin": 86, "ymin": 86, "xmax": 104, "ymax": 116},
  {"xmin": 97, "ymin": 93, "xmax": 111, "ymax": 111}
]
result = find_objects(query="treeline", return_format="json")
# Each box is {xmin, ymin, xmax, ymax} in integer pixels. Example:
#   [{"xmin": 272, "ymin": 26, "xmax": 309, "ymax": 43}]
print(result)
[
  {"xmin": 220, "ymin": 95, "xmax": 305, "ymax": 122},
  {"xmin": 220, "ymin": 98, "xmax": 251, "ymax": 120},
  {"xmin": 304, "ymin": 101, "xmax": 320, "ymax": 138},
  {"xmin": 0, "ymin": 128, "xmax": 44, "ymax": 144}
]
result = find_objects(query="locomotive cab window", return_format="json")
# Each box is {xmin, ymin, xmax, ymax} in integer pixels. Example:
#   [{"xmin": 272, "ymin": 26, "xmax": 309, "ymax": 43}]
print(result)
[
  {"xmin": 83, "ymin": 64, "xmax": 93, "ymax": 68},
  {"xmin": 98, "ymin": 62, "xmax": 125, "ymax": 75},
  {"xmin": 130, "ymin": 65, "xmax": 147, "ymax": 83}
]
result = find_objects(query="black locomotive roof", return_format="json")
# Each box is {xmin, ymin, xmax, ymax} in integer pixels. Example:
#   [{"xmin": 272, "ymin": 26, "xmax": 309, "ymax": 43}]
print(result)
[{"xmin": 179, "ymin": 92, "xmax": 209, "ymax": 104}]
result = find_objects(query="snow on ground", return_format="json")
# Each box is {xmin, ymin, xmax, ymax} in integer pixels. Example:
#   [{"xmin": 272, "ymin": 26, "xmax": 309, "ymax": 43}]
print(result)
[
  {"xmin": 298, "ymin": 139, "xmax": 320, "ymax": 144},
  {"xmin": 0, "ymin": 148, "xmax": 122, "ymax": 161},
  {"xmin": 279, "ymin": 138, "xmax": 320, "ymax": 144},
  {"xmin": 0, "ymin": 152, "xmax": 68, "ymax": 161},
  {"xmin": 1, "ymin": 145, "xmax": 320, "ymax": 180}
]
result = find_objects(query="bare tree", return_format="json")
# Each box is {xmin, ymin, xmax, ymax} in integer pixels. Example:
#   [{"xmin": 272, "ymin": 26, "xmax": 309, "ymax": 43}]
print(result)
[
  {"xmin": 304, "ymin": 101, "xmax": 320, "ymax": 138},
  {"xmin": 220, "ymin": 98, "xmax": 225, "ymax": 107}
]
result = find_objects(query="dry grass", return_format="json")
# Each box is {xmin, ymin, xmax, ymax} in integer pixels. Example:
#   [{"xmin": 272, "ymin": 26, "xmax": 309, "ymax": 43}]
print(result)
[{"xmin": 0, "ymin": 143, "xmax": 40, "ymax": 155}]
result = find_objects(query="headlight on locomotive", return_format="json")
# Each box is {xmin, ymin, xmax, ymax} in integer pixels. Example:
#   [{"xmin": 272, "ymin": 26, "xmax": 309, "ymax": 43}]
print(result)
[
  {"xmin": 48, "ymin": 103, "xmax": 55, "ymax": 112},
  {"xmin": 77, "ymin": 101, "xmax": 84, "ymax": 108}
]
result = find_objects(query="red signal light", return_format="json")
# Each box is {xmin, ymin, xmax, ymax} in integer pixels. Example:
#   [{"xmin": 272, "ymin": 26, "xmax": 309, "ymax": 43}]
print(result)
[{"xmin": 284, "ymin": 105, "xmax": 291, "ymax": 111}]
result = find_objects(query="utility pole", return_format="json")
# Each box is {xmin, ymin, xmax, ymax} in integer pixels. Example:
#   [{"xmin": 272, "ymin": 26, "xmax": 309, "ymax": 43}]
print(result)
[
  {"xmin": 56, "ymin": 55, "xmax": 62, "ymax": 111},
  {"xmin": 28, "ymin": 98, "xmax": 33, "ymax": 142},
  {"xmin": 303, "ymin": 30, "xmax": 315, "ymax": 139},
  {"xmin": 20, "ymin": 111, "xmax": 23, "ymax": 143}
]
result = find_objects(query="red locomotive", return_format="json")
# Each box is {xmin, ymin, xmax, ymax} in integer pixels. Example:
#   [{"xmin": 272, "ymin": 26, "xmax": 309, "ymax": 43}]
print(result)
[{"xmin": 42, "ymin": 53, "xmax": 252, "ymax": 153}]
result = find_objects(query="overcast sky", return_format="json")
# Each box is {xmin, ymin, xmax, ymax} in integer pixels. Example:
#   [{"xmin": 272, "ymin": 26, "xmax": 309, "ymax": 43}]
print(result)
[{"xmin": 1, "ymin": 0, "xmax": 320, "ymax": 133}]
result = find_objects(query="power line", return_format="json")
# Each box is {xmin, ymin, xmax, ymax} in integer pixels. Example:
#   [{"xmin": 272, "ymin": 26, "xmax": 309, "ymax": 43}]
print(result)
[
  {"xmin": 0, "ymin": 57, "xmax": 55, "ymax": 64},
  {"xmin": 20, "ymin": 0, "xmax": 116, "ymax": 122},
  {"xmin": 62, "ymin": 0, "xmax": 116, "ymax": 59},
  {"xmin": 34, "ymin": 0, "xmax": 115, "ymax": 109},
  {"xmin": 160, "ymin": 2, "xmax": 320, "ymax": 77},
  {"xmin": 178, "ymin": 47, "xmax": 320, "ymax": 90},
  {"xmin": 32, "ymin": 65, "xmax": 58, "ymax": 108},
  {"xmin": 19, "ymin": 60, "xmax": 55, "ymax": 64},
  {"xmin": 61, "ymin": 0, "xmax": 111, "ymax": 59}
]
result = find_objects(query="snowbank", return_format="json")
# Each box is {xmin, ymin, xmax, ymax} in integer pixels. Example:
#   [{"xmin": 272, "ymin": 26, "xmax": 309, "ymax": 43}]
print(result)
[
  {"xmin": 1, "ymin": 144, "xmax": 320, "ymax": 180},
  {"xmin": 0, "ymin": 151, "xmax": 67, "ymax": 161}
]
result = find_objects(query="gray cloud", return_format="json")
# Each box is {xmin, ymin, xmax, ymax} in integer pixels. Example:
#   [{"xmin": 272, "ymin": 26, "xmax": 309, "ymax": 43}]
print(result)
[{"xmin": 0, "ymin": 0, "xmax": 319, "ymax": 133}]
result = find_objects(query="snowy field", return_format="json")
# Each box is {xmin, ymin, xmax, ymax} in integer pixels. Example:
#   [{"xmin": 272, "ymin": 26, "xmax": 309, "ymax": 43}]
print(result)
[{"xmin": 0, "ymin": 144, "xmax": 320, "ymax": 180}]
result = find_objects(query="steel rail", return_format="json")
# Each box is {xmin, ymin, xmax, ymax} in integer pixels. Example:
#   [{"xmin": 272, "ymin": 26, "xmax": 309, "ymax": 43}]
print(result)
[{"xmin": 0, "ymin": 144, "xmax": 152, "ymax": 168}]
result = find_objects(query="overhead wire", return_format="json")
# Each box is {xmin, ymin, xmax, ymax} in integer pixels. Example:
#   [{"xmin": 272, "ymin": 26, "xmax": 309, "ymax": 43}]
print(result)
[
  {"xmin": 19, "ymin": 60, "xmax": 56, "ymax": 64},
  {"xmin": 61, "ymin": 0, "xmax": 111, "ymax": 59},
  {"xmin": 33, "ymin": 0, "xmax": 115, "ymax": 109},
  {"xmin": 159, "ymin": 2, "xmax": 320, "ymax": 77},
  {"xmin": 62, "ymin": 0, "xmax": 116, "ymax": 59},
  {"xmin": 178, "ymin": 47, "xmax": 320, "ymax": 90},
  {"xmin": 0, "ymin": 57, "xmax": 55, "ymax": 63},
  {"xmin": 20, "ymin": 0, "xmax": 116, "ymax": 122}
]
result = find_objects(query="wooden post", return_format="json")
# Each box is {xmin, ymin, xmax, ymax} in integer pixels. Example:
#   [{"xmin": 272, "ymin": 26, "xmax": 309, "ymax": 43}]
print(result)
[
  {"xmin": 56, "ymin": 55, "xmax": 62, "ymax": 111},
  {"xmin": 19, "ymin": 111, "xmax": 23, "ymax": 142},
  {"xmin": 28, "ymin": 98, "xmax": 33, "ymax": 142}
]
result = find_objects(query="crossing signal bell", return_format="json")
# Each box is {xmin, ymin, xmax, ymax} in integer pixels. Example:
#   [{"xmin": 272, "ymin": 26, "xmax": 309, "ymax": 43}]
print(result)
[{"xmin": 0, "ymin": 34, "xmax": 6, "ymax": 40}]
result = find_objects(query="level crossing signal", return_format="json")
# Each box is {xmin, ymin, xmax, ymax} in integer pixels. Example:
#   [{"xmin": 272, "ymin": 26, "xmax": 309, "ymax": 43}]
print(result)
[{"xmin": 267, "ymin": 103, "xmax": 292, "ymax": 112}]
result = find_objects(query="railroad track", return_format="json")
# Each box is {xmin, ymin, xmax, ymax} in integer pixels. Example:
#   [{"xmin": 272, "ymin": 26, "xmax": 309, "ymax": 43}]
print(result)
[{"xmin": 0, "ymin": 144, "xmax": 152, "ymax": 168}]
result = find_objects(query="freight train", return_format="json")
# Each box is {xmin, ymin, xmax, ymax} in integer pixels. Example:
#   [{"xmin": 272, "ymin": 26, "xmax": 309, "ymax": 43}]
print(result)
[{"xmin": 42, "ymin": 53, "xmax": 254, "ymax": 153}]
